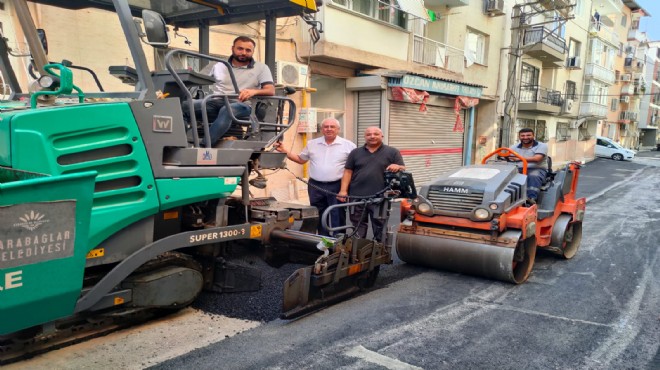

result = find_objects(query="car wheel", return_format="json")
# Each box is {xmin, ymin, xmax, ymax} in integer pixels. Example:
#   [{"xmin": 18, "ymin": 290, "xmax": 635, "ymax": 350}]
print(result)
[{"xmin": 612, "ymin": 153, "xmax": 624, "ymax": 161}]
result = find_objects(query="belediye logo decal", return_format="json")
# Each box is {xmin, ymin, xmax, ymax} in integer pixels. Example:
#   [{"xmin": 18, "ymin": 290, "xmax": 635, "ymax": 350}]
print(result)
[{"xmin": 14, "ymin": 210, "xmax": 49, "ymax": 231}]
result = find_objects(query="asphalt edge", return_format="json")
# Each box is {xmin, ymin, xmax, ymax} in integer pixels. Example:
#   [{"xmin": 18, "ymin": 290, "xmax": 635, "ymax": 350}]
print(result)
[{"xmin": 585, "ymin": 167, "xmax": 646, "ymax": 203}]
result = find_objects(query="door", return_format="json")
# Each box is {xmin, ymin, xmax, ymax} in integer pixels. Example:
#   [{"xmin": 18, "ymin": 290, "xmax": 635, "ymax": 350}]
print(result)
[{"xmin": 388, "ymin": 100, "xmax": 464, "ymax": 185}]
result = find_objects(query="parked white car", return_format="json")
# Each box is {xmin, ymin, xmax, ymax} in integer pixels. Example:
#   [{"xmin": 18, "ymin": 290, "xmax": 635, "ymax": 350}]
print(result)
[{"xmin": 595, "ymin": 136, "xmax": 636, "ymax": 161}]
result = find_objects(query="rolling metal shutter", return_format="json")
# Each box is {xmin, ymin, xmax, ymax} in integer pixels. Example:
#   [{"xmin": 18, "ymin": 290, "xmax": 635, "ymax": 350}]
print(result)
[
  {"xmin": 356, "ymin": 91, "xmax": 382, "ymax": 147},
  {"xmin": 388, "ymin": 100, "xmax": 464, "ymax": 185}
]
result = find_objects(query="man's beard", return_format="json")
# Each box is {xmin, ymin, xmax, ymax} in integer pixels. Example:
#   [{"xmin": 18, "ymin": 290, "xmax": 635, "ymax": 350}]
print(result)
[{"xmin": 232, "ymin": 54, "xmax": 251, "ymax": 62}]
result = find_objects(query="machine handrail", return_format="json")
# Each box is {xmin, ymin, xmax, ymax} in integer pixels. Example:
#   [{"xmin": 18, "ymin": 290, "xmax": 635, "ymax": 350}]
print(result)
[
  {"xmin": 321, "ymin": 198, "xmax": 384, "ymax": 233},
  {"xmin": 164, "ymin": 49, "xmax": 294, "ymax": 148},
  {"xmin": 164, "ymin": 49, "xmax": 238, "ymax": 148},
  {"xmin": 482, "ymin": 147, "xmax": 528, "ymax": 175}
]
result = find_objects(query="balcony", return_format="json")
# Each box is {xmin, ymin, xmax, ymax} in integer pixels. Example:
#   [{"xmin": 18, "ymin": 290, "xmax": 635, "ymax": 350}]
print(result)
[
  {"xmin": 589, "ymin": 21, "xmax": 619, "ymax": 46},
  {"xmin": 523, "ymin": 26, "xmax": 567, "ymax": 66},
  {"xmin": 584, "ymin": 63, "xmax": 615, "ymax": 85},
  {"xmin": 624, "ymin": 58, "xmax": 644, "ymax": 72},
  {"xmin": 579, "ymin": 102, "xmax": 608, "ymax": 118},
  {"xmin": 628, "ymin": 28, "xmax": 645, "ymax": 42},
  {"xmin": 592, "ymin": 0, "xmax": 624, "ymax": 15},
  {"xmin": 538, "ymin": 0, "xmax": 572, "ymax": 18},
  {"xmin": 518, "ymin": 85, "xmax": 563, "ymax": 114},
  {"xmin": 621, "ymin": 85, "xmax": 635, "ymax": 95},
  {"xmin": 619, "ymin": 111, "xmax": 638, "ymax": 123},
  {"xmin": 424, "ymin": 0, "xmax": 469, "ymax": 7},
  {"xmin": 300, "ymin": 2, "xmax": 411, "ymax": 67},
  {"xmin": 412, "ymin": 35, "xmax": 464, "ymax": 74}
]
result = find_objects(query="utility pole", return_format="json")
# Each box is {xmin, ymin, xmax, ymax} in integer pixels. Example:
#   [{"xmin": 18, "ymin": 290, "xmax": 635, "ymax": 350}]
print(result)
[
  {"xmin": 501, "ymin": 3, "xmax": 525, "ymax": 147},
  {"xmin": 501, "ymin": 1, "xmax": 573, "ymax": 147}
]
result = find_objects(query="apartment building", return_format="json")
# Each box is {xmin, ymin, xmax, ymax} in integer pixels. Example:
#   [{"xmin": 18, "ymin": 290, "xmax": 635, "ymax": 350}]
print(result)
[
  {"xmin": 499, "ymin": 0, "xmax": 592, "ymax": 164},
  {"xmin": 638, "ymin": 42, "xmax": 659, "ymax": 148},
  {"xmin": 297, "ymin": 0, "xmax": 509, "ymax": 185},
  {"xmin": 581, "ymin": 0, "xmax": 623, "ymax": 157},
  {"xmin": 603, "ymin": 0, "xmax": 648, "ymax": 149}
]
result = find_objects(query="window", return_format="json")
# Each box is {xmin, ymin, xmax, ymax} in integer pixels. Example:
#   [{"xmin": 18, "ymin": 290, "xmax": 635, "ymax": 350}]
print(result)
[
  {"xmin": 556, "ymin": 122, "xmax": 569, "ymax": 142},
  {"xmin": 521, "ymin": 63, "xmax": 539, "ymax": 86},
  {"xmin": 154, "ymin": 48, "xmax": 217, "ymax": 71},
  {"xmin": 517, "ymin": 118, "xmax": 547, "ymax": 142},
  {"xmin": 584, "ymin": 81, "xmax": 609, "ymax": 105},
  {"xmin": 611, "ymin": 98, "xmax": 617, "ymax": 111},
  {"xmin": 566, "ymin": 81, "xmax": 576, "ymax": 100},
  {"xmin": 578, "ymin": 126, "xmax": 591, "ymax": 141},
  {"xmin": 331, "ymin": 0, "xmax": 406, "ymax": 28},
  {"xmin": 465, "ymin": 28, "xmax": 488, "ymax": 66},
  {"xmin": 567, "ymin": 39, "xmax": 581, "ymax": 67},
  {"xmin": 520, "ymin": 63, "xmax": 539, "ymax": 102},
  {"xmin": 621, "ymin": 14, "xmax": 627, "ymax": 27}
]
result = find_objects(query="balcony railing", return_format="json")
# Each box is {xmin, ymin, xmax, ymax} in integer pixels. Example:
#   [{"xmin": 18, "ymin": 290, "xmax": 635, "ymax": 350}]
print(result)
[
  {"xmin": 619, "ymin": 111, "xmax": 638, "ymax": 122},
  {"xmin": 584, "ymin": 62, "xmax": 615, "ymax": 84},
  {"xmin": 628, "ymin": 28, "xmax": 645, "ymax": 42},
  {"xmin": 520, "ymin": 85, "xmax": 563, "ymax": 105},
  {"xmin": 412, "ymin": 35, "xmax": 465, "ymax": 74},
  {"xmin": 579, "ymin": 101, "xmax": 608, "ymax": 118},
  {"xmin": 589, "ymin": 21, "xmax": 619, "ymax": 45},
  {"xmin": 523, "ymin": 26, "xmax": 567, "ymax": 54},
  {"xmin": 592, "ymin": 0, "xmax": 624, "ymax": 15}
]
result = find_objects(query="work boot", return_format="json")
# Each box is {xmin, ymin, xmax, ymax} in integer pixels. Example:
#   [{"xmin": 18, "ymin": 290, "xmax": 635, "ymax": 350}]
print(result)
[{"xmin": 526, "ymin": 198, "xmax": 537, "ymax": 206}]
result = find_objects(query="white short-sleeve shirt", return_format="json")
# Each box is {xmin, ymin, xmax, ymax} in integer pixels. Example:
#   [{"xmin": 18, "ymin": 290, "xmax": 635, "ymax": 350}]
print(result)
[{"xmin": 300, "ymin": 136, "xmax": 356, "ymax": 182}]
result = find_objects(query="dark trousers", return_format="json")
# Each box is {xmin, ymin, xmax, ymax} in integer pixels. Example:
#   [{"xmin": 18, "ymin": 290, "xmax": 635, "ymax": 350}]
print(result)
[
  {"xmin": 525, "ymin": 168, "xmax": 547, "ymax": 200},
  {"xmin": 308, "ymin": 179, "xmax": 344, "ymax": 236},
  {"xmin": 349, "ymin": 202, "xmax": 385, "ymax": 242}
]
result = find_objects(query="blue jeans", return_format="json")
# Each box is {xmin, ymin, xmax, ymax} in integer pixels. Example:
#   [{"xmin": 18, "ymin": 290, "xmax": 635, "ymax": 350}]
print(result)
[
  {"xmin": 209, "ymin": 102, "xmax": 251, "ymax": 144},
  {"xmin": 525, "ymin": 168, "xmax": 547, "ymax": 200},
  {"xmin": 187, "ymin": 100, "xmax": 251, "ymax": 146}
]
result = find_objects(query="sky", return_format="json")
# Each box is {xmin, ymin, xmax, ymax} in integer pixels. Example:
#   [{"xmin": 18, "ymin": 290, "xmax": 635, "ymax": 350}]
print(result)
[{"xmin": 635, "ymin": 0, "xmax": 660, "ymax": 41}]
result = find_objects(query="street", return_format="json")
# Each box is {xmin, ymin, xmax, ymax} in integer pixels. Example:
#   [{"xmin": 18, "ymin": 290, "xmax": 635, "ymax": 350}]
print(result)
[{"xmin": 7, "ymin": 152, "xmax": 660, "ymax": 370}]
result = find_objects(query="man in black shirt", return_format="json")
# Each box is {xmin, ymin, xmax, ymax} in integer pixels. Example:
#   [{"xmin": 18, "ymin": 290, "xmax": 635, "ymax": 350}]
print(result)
[{"xmin": 338, "ymin": 126, "xmax": 405, "ymax": 241}]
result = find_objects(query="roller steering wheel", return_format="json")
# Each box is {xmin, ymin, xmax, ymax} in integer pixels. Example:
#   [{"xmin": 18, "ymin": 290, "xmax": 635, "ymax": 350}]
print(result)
[{"xmin": 482, "ymin": 147, "xmax": 528, "ymax": 175}]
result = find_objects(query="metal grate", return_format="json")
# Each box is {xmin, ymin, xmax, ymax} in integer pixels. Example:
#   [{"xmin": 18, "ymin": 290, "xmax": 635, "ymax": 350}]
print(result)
[{"xmin": 427, "ymin": 187, "xmax": 484, "ymax": 212}]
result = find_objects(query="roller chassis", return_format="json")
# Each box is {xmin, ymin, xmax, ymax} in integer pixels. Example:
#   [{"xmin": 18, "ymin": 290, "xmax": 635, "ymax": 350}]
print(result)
[{"xmin": 397, "ymin": 148, "xmax": 586, "ymax": 283}]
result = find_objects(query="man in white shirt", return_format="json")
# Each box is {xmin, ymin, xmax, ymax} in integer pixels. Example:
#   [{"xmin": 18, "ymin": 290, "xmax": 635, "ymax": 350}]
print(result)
[{"xmin": 274, "ymin": 118, "xmax": 356, "ymax": 235}]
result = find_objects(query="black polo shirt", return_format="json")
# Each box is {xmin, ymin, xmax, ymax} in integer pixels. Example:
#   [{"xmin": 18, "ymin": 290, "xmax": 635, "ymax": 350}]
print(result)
[{"xmin": 345, "ymin": 144, "xmax": 405, "ymax": 196}]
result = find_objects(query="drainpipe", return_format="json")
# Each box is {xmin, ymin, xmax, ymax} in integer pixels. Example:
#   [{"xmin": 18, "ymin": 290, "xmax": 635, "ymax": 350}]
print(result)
[{"xmin": 464, "ymin": 106, "xmax": 476, "ymax": 165}]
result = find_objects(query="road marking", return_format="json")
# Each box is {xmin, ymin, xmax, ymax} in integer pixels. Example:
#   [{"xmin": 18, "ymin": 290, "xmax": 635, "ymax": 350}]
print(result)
[
  {"xmin": 464, "ymin": 299, "xmax": 613, "ymax": 328},
  {"xmin": 346, "ymin": 345, "xmax": 424, "ymax": 370}
]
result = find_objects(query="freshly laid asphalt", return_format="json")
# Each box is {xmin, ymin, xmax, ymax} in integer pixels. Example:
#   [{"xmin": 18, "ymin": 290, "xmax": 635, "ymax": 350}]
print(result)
[{"xmin": 155, "ymin": 151, "xmax": 660, "ymax": 370}]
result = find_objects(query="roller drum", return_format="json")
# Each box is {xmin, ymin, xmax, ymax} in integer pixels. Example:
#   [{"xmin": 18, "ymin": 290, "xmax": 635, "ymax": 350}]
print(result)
[{"xmin": 396, "ymin": 230, "xmax": 536, "ymax": 284}]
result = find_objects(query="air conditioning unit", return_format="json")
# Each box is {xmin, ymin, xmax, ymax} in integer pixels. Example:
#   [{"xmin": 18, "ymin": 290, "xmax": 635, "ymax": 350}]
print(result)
[
  {"xmin": 621, "ymin": 73, "xmax": 632, "ymax": 81},
  {"xmin": 567, "ymin": 56, "xmax": 580, "ymax": 68},
  {"xmin": 275, "ymin": 61, "xmax": 308, "ymax": 88},
  {"xmin": 620, "ymin": 96, "xmax": 630, "ymax": 103},
  {"xmin": 561, "ymin": 99, "xmax": 574, "ymax": 114},
  {"xmin": 485, "ymin": 0, "xmax": 505, "ymax": 16}
]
